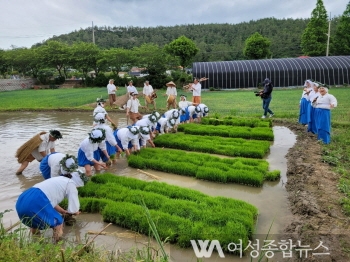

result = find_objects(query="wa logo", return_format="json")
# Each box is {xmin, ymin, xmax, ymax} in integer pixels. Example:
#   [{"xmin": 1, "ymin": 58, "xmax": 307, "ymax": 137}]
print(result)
[{"xmin": 190, "ymin": 240, "xmax": 225, "ymax": 258}]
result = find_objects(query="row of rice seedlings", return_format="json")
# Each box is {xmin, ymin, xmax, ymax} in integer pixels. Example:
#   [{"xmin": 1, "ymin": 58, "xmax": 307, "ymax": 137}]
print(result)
[
  {"xmin": 77, "ymin": 174, "xmax": 258, "ymax": 250},
  {"xmin": 128, "ymin": 148, "xmax": 280, "ymax": 186},
  {"xmin": 153, "ymin": 133, "xmax": 271, "ymax": 159},
  {"xmin": 177, "ymin": 123, "xmax": 274, "ymax": 141},
  {"xmin": 201, "ymin": 117, "xmax": 271, "ymax": 127}
]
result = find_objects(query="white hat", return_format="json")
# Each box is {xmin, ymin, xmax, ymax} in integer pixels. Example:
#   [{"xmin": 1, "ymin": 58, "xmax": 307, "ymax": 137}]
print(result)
[
  {"xmin": 167, "ymin": 118, "xmax": 176, "ymax": 127},
  {"xmin": 172, "ymin": 110, "xmax": 180, "ymax": 119},
  {"xmin": 89, "ymin": 128, "xmax": 106, "ymax": 143},
  {"xmin": 128, "ymin": 126, "xmax": 140, "ymax": 135},
  {"xmin": 148, "ymin": 114, "xmax": 158, "ymax": 123},
  {"xmin": 304, "ymin": 80, "xmax": 313, "ymax": 87},
  {"xmin": 153, "ymin": 111, "xmax": 161, "ymax": 120},
  {"xmin": 60, "ymin": 155, "xmax": 78, "ymax": 175},
  {"xmin": 94, "ymin": 112, "xmax": 105, "ymax": 122},
  {"xmin": 92, "ymin": 129, "xmax": 102, "ymax": 138},
  {"xmin": 139, "ymin": 126, "xmax": 150, "ymax": 135}
]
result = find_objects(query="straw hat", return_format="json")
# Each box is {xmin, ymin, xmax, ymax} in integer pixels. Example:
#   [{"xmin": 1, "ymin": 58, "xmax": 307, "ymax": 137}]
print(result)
[{"xmin": 166, "ymin": 81, "xmax": 176, "ymax": 87}]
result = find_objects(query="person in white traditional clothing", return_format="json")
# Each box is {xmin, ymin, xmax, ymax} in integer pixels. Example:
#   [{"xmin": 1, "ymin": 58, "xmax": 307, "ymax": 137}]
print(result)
[
  {"xmin": 15, "ymin": 130, "xmax": 63, "ymax": 176},
  {"xmin": 77, "ymin": 128, "xmax": 110, "ymax": 176},
  {"xmin": 163, "ymin": 109, "xmax": 181, "ymax": 131},
  {"xmin": 188, "ymin": 77, "xmax": 202, "ymax": 105},
  {"xmin": 134, "ymin": 126, "xmax": 155, "ymax": 150},
  {"xmin": 126, "ymin": 92, "xmax": 144, "ymax": 124},
  {"xmin": 156, "ymin": 117, "xmax": 176, "ymax": 134},
  {"xmin": 16, "ymin": 155, "xmax": 88, "ymax": 242},
  {"xmin": 187, "ymin": 105, "xmax": 202, "ymax": 123},
  {"xmin": 307, "ymin": 82, "xmax": 320, "ymax": 134},
  {"xmin": 137, "ymin": 112, "xmax": 159, "ymax": 137},
  {"xmin": 142, "ymin": 81, "xmax": 156, "ymax": 110},
  {"xmin": 164, "ymin": 81, "xmax": 177, "ymax": 109},
  {"xmin": 299, "ymin": 80, "xmax": 313, "ymax": 125},
  {"xmin": 107, "ymin": 79, "xmax": 118, "ymax": 109},
  {"xmin": 119, "ymin": 80, "xmax": 138, "ymax": 110},
  {"xmin": 93, "ymin": 98, "xmax": 117, "ymax": 128},
  {"xmin": 113, "ymin": 126, "xmax": 140, "ymax": 156},
  {"xmin": 196, "ymin": 103, "xmax": 209, "ymax": 122},
  {"xmin": 40, "ymin": 152, "xmax": 66, "ymax": 179},
  {"xmin": 127, "ymin": 80, "xmax": 138, "ymax": 96},
  {"xmin": 314, "ymin": 83, "xmax": 337, "ymax": 144},
  {"xmin": 178, "ymin": 94, "xmax": 192, "ymax": 123},
  {"xmin": 93, "ymin": 113, "xmax": 122, "ymax": 163},
  {"xmin": 178, "ymin": 94, "xmax": 192, "ymax": 108}
]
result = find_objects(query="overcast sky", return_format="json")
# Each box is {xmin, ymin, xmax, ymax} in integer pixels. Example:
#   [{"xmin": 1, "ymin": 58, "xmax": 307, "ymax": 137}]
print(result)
[{"xmin": 0, "ymin": 0, "xmax": 348, "ymax": 50}]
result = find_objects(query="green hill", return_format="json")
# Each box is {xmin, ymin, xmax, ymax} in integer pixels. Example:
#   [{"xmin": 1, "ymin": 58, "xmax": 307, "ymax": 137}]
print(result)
[{"xmin": 33, "ymin": 17, "xmax": 323, "ymax": 61}]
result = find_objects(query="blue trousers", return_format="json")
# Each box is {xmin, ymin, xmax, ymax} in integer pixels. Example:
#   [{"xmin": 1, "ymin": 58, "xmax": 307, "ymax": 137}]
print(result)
[{"xmin": 262, "ymin": 96, "xmax": 273, "ymax": 116}]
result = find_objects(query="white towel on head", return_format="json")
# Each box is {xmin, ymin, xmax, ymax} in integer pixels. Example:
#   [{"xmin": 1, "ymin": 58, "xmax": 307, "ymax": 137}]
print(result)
[
  {"xmin": 71, "ymin": 171, "xmax": 84, "ymax": 187},
  {"xmin": 94, "ymin": 113, "xmax": 105, "ymax": 121},
  {"xmin": 91, "ymin": 129, "xmax": 103, "ymax": 138},
  {"xmin": 65, "ymin": 158, "xmax": 75, "ymax": 168}
]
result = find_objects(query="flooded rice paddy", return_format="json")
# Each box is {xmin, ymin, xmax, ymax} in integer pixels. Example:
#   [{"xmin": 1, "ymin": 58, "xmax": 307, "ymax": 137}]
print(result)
[{"xmin": 0, "ymin": 111, "xmax": 296, "ymax": 261}]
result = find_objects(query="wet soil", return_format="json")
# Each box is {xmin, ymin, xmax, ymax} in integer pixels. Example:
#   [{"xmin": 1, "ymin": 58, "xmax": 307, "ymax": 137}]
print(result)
[{"xmin": 276, "ymin": 119, "xmax": 350, "ymax": 262}]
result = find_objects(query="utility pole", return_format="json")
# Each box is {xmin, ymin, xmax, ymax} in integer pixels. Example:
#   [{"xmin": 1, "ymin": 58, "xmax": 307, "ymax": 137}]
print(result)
[
  {"xmin": 92, "ymin": 21, "xmax": 95, "ymax": 44},
  {"xmin": 326, "ymin": 13, "xmax": 331, "ymax": 56}
]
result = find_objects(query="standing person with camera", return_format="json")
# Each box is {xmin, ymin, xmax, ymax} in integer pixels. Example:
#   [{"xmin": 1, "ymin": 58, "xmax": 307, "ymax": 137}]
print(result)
[{"xmin": 260, "ymin": 78, "xmax": 274, "ymax": 119}]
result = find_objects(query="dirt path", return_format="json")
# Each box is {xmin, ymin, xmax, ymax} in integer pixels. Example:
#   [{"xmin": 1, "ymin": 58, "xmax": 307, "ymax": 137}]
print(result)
[{"xmin": 276, "ymin": 120, "xmax": 350, "ymax": 262}]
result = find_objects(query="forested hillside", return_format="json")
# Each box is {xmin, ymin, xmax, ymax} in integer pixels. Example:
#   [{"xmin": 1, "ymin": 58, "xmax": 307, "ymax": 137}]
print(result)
[{"xmin": 36, "ymin": 17, "xmax": 331, "ymax": 61}]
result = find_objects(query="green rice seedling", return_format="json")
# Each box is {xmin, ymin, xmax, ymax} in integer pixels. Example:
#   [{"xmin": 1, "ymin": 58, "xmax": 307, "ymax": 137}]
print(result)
[
  {"xmin": 177, "ymin": 124, "xmax": 274, "ymax": 141},
  {"xmin": 79, "ymin": 197, "xmax": 113, "ymax": 213},
  {"xmin": 154, "ymin": 134, "xmax": 270, "ymax": 158},
  {"xmin": 264, "ymin": 170, "xmax": 281, "ymax": 181},
  {"xmin": 201, "ymin": 117, "xmax": 270, "ymax": 128},
  {"xmin": 128, "ymin": 148, "xmax": 274, "ymax": 186},
  {"xmin": 196, "ymin": 167, "xmax": 228, "ymax": 183},
  {"xmin": 77, "ymin": 173, "xmax": 258, "ymax": 252},
  {"xmin": 128, "ymin": 148, "xmax": 269, "ymax": 186},
  {"xmin": 143, "ymin": 182, "xmax": 208, "ymax": 201}
]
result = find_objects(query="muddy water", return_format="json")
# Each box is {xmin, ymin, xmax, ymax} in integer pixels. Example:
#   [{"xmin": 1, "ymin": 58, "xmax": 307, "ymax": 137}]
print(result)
[{"xmin": 0, "ymin": 112, "xmax": 296, "ymax": 261}]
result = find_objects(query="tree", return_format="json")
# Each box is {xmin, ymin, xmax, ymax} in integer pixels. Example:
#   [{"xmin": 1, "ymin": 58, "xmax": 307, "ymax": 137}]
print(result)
[
  {"xmin": 331, "ymin": 1, "xmax": 350, "ymax": 55},
  {"xmin": 301, "ymin": 0, "xmax": 328, "ymax": 56},
  {"xmin": 133, "ymin": 43, "xmax": 173, "ymax": 89},
  {"xmin": 37, "ymin": 41, "xmax": 71, "ymax": 77},
  {"xmin": 3, "ymin": 48, "xmax": 41, "ymax": 78},
  {"xmin": 70, "ymin": 42, "xmax": 102, "ymax": 79},
  {"xmin": 102, "ymin": 48, "xmax": 135, "ymax": 74},
  {"xmin": 243, "ymin": 32, "xmax": 271, "ymax": 59},
  {"xmin": 0, "ymin": 50, "xmax": 9, "ymax": 78},
  {"xmin": 164, "ymin": 36, "xmax": 199, "ymax": 70}
]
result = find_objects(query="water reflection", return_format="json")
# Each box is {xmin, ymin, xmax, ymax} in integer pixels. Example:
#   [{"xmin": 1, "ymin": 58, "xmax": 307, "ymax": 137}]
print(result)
[{"xmin": 0, "ymin": 112, "xmax": 296, "ymax": 261}]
